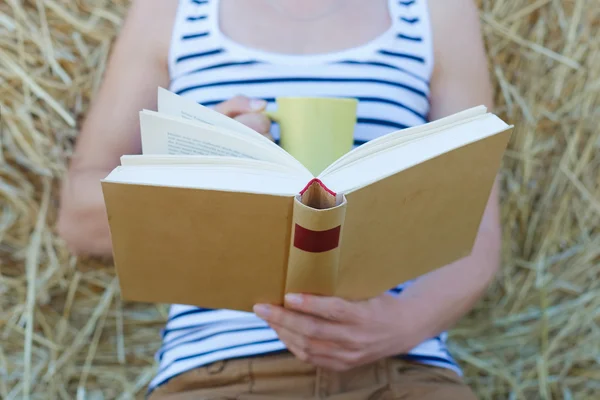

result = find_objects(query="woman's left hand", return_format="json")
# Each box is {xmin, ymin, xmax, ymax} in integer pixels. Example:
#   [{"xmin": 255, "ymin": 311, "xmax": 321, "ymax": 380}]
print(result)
[{"xmin": 253, "ymin": 293, "xmax": 416, "ymax": 371}]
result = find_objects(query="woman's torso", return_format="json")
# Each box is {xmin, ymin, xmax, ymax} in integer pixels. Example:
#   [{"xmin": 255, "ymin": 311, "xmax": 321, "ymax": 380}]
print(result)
[{"xmin": 150, "ymin": 0, "xmax": 458, "ymax": 392}]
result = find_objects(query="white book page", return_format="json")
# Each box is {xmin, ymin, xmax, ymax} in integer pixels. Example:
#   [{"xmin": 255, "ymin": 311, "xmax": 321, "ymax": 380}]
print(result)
[
  {"xmin": 158, "ymin": 87, "xmax": 261, "ymax": 136},
  {"xmin": 319, "ymin": 106, "xmax": 488, "ymax": 177},
  {"xmin": 139, "ymin": 110, "xmax": 310, "ymax": 174},
  {"xmin": 321, "ymin": 113, "xmax": 510, "ymax": 194},
  {"xmin": 157, "ymin": 87, "xmax": 300, "ymax": 157},
  {"xmin": 157, "ymin": 87, "xmax": 308, "ymax": 173},
  {"xmin": 120, "ymin": 155, "xmax": 311, "ymax": 180},
  {"xmin": 104, "ymin": 164, "xmax": 307, "ymax": 197}
]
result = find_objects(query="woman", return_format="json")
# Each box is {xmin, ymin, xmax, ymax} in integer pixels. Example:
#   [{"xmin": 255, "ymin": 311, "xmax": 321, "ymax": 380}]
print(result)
[{"xmin": 58, "ymin": 0, "xmax": 500, "ymax": 398}]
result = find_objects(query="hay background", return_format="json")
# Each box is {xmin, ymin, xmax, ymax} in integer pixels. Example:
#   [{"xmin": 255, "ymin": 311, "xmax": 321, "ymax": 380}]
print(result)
[{"xmin": 0, "ymin": 0, "xmax": 598, "ymax": 398}]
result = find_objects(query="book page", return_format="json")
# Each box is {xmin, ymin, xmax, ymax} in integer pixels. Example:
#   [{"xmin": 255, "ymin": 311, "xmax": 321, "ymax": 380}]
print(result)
[
  {"xmin": 321, "ymin": 112, "xmax": 510, "ymax": 194},
  {"xmin": 165, "ymin": 131, "xmax": 252, "ymax": 157},
  {"xmin": 319, "ymin": 106, "xmax": 488, "ymax": 177},
  {"xmin": 156, "ymin": 87, "xmax": 308, "ymax": 173},
  {"xmin": 104, "ymin": 164, "xmax": 307, "ymax": 196},
  {"xmin": 139, "ymin": 110, "xmax": 312, "ymax": 177},
  {"xmin": 158, "ymin": 87, "xmax": 259, "ymax": 135},
  {"xmin": 120, "ymin": 155, "xmax": 309, "ymax": 179}
]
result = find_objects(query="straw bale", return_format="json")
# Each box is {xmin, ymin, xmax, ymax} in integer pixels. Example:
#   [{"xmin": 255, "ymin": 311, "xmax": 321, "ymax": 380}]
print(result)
[{"xmin": 0, "ymin": 0, "xmax": 598, "ymax": 399}]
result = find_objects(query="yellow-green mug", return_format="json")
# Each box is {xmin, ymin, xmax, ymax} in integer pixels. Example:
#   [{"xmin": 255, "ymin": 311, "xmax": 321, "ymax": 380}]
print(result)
[{"xmin": 265, "ymin": 97, "xmax": 358, "ymax": 176}]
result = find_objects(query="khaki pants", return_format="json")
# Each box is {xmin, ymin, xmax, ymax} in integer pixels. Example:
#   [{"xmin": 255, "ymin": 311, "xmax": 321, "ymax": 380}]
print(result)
[{"xmin": 149, "ymin": 352, "xmax": 477, "ymax": 399}]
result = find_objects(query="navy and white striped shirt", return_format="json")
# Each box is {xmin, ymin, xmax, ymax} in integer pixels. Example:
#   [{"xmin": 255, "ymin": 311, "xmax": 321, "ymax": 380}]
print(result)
[{"xmin": 150, "ymin": 0, "xmax": 460, "ymax": 392}]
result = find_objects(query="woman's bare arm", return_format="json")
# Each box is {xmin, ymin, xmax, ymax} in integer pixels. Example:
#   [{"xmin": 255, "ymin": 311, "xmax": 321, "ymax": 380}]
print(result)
[
  {"xmin": 395, "ymin": 0, "xmax": 502, "ymax": 337},
  {"xmin": 57, "ymin": 0, "xmax": 177, "ymax": 256}
]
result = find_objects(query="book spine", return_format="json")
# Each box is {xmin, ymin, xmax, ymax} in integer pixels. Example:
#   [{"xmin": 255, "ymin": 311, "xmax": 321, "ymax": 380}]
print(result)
[{"xmin": 284, "ymin": 179, "xmax": 347, "ymax": 296}]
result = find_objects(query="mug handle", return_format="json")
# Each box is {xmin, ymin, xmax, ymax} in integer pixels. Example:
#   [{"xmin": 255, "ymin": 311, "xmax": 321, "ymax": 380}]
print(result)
[{"xmin": 263, "ymin": 110, "xmax": 279, "ymax": 122}]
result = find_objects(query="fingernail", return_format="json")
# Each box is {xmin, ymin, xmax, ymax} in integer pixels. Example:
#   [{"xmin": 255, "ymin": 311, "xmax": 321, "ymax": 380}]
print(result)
[
  {"xmin": 249, "ymin": 99, "xmax": 267, "ymax": 111},
  {"xmin": 285, "ymin": 293, "xmax": 303, "ymax": 306},
  {"xmin": 253, "ymin": 304, "xmax": 271, "ymax": 318}
]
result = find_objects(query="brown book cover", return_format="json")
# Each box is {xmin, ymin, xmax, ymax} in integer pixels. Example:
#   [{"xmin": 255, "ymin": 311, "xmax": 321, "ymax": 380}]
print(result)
[{"xmin": 101, "ymin": 125, "xmax": 512, "ymax": 312}]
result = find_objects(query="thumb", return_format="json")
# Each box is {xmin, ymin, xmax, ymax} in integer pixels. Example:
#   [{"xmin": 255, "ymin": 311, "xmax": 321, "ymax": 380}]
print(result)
[{"xmin": 213, "ymin": 95, "xmax": 267, "ymax": 117}]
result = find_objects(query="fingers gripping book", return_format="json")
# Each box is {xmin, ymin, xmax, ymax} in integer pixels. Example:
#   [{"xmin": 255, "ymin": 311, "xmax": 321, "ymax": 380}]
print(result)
[{"xmin": 101, "ymin": 88, "xmax": 513, "ymax": 312}]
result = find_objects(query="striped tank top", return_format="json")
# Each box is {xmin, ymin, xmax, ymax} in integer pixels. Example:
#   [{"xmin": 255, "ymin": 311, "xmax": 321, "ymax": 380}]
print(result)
[{"xmin": 150, "ymin": 0, "xmax": 460, "ymax": 392}]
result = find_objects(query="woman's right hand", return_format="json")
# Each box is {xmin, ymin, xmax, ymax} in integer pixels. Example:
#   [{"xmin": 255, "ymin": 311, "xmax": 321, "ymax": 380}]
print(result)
[{"xmin": 214, "ymin": 96, "xmax": 273, "ymax": 140}]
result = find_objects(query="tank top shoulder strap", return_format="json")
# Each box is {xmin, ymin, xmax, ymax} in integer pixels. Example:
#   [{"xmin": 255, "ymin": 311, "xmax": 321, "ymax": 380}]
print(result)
[
  {"xmin": 168, "ymin": 0, "xmax": 222, "ymax": 80},
  {"xmin": 386, "ymin": 0, "xmax": 435, "ymax": 81}
]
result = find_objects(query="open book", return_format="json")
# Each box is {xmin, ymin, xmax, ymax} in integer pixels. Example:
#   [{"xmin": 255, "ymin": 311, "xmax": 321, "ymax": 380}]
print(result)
[{"xmin": 101, "ymin": 88, "xmax": 513, "ymax": 312}]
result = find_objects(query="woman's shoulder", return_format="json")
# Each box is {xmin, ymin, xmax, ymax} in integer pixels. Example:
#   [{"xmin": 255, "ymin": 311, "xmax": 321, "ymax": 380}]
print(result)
[
  {"xmin": 118, "ymin": 0, "xmax": 179, "ymax": 65},
  {"xmin": 426, "ymin": 0, "xmax": 485, "ymax": 68},
  {"xmin": 427, "ymin": 0, "xmax": 482, "ymax": 43},
  {"xmin": 425, "ymin": 0, "xmax": 493, "ymax": 119}
]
